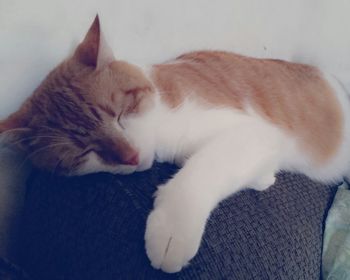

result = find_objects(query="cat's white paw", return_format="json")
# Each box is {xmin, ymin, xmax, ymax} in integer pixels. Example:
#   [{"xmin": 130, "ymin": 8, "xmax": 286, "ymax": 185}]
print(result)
[{"xmin": 145, "ymin": 208, "xmax": 202, "ymax": 273}]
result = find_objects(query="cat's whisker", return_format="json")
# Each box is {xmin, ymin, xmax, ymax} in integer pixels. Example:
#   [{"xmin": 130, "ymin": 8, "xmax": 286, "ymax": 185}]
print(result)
[
  {"xmin": 50, "ymin": 158, "xmax": 64, "ymax": 178},
  {"xmin": 0, "ymin": 130, "xmax": 29, "ymax": 152},
  {"xmin": 38, "ymin": 125, "xmax": 60, "ymax": 132},
  {"xmin": 0, "ymin": 128, "xmax": 30, "ymax": 142},
  {"xmin": 27, "ymin": 143, "xmax": 71, "ymax": 160},
  {"xmin": 17, "ymin": 143, "xmax": 71, "ymax": 172},
  {"xmin": 9, "ymin": 135, "xmax": 69, "ymax": 147},
  {"xmin": 69, "ymin": 161, "xmax": 82, "ymax": 176},
  {"xmin": 1, "ymin": 129, "xmax": 68, "ymax": 150},
  {"xmin": 51, "ymin": 150, "xmax": 71, "ymax": 177},
  {"xmin": 0, "ymin": 128, "xmax": 30, "ymax": 135}
]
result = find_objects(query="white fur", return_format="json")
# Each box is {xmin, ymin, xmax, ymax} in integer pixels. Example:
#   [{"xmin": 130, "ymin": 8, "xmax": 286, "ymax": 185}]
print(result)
[
  {"xmin": 3, "ymin": 1, "xmax": 350, "ymax": 272},
  {"xmin": 77, "ymin": 65, "xmax": 350, "ymax": 273},
  {"xmin": 76, "ymin": 152, "xmax": 137, "ymax": 176},
  {"xmin": 139, "ymin": 101, "xmax": 286, "ymax": 272}
]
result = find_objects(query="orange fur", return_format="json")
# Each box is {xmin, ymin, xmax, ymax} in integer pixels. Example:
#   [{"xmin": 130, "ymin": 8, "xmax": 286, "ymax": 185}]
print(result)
[
  {"xmin": 152, "ymin": 51, "xmax": 343, "ymax": 164},
  {"xmin": 0, "ymin": 17, "xmax": 343, "ymax": 173},
  {"xmin": 0, "ymin": 33, "xmax": 154, "ymax": 173}
]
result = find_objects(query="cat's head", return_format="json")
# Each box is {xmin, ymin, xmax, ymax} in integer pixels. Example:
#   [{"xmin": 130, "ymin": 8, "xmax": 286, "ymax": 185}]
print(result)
[{"xmin": 0, "ymin": 16, "xmax": 154, "ymax": 176}]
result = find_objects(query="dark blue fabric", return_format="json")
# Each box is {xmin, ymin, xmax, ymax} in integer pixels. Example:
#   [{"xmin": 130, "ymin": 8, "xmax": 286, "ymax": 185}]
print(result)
[
  {"xmin": 0, "ymin": 257, "xmax": 29, "ymax": 280},
  {"xmin": 18, "ymin": 163, "xmax": 337, "ymax": 279}
]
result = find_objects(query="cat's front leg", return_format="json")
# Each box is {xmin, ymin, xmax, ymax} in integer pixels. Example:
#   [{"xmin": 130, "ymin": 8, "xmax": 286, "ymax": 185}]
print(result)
[
  {"xmin": 145, "ymin": 178, "xmax": 210, "ymax": 273},
  {"xmin": 145, "ymin": 131, "xmax": 281, "ymax": 273}
]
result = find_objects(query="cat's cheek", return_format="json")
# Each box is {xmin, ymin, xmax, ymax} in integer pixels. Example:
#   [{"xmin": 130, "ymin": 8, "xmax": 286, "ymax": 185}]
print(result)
[{"xmin": 76, "ymin": 153, "xmax": 105, "ymax": 175}]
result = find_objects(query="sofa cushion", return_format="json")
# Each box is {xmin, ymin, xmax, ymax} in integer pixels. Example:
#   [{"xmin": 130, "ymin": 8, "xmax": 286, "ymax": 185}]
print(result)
[
  {"xmin": 0, "ymin": 257, "xmax": 29, "ymax": 280},
  {"xmin": 18, "ymin": 163, "xmax": 338, "ymax": 279}
]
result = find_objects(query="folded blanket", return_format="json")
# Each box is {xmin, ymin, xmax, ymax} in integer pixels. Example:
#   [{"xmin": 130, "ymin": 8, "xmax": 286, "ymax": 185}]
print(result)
[{"xmin": 322, "ymin": 181, "xmax": 350, "ymax": 279}]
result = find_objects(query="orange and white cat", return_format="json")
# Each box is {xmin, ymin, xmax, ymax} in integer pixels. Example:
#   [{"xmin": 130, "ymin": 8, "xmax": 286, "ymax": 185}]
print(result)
[{"xmin": 1, "ymin": 16, "xmax": 350, "ymax": 273}]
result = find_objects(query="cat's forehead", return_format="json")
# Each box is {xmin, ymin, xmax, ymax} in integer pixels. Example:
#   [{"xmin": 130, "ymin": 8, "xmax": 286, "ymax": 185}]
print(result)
[{"xmin": 33, "ymin": 62, "xmax": 105, "ymax": 107}]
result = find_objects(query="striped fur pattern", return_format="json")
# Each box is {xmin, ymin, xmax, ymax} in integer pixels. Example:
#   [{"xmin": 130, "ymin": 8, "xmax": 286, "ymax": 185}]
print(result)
[{"xmin": 1, "ymin": 16, "xmax": 349, "ymax": 272}]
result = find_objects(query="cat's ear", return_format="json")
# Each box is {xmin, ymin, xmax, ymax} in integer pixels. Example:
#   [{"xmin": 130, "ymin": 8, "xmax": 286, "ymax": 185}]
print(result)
[{"xmin": 74, "ymin": 15, "xmax": 115, "ymax": 70}]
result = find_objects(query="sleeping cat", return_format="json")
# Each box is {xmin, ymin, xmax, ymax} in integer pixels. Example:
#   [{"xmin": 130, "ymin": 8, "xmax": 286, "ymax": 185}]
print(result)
[{"xmin": 1, "ymin": 16, "xmax": 350, "ymax": 273}]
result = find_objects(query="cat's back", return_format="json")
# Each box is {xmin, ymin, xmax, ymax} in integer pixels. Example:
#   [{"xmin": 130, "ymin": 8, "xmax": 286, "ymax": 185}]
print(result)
[
  {"xmin": 151, "ymin": 50, "xmax": 344, "ymax": 166},
  {"xmin": 153, "ymin": 50, "xmax": 330, "ymax": 110}
]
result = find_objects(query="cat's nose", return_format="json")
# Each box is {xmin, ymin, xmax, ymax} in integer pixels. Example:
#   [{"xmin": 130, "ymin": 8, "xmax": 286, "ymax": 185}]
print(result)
[{"xmin": 123, "ymin": 152, "xmax": 139, "ymax": 166}]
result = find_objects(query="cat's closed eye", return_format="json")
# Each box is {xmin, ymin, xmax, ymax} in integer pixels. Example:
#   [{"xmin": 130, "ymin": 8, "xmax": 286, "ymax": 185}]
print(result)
[
  {"xmin": 117, "ymin": 111, "xmax": 125, "ymax": 129},
  {"xmin": 76, "ymin": 148, "xmax": 95, "ymax": 160}
]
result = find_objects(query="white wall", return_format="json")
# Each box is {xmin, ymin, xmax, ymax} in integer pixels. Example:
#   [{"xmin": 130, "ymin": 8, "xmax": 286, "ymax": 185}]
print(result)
[{"xmin": 1, "ymin": 0, "xmax": 350, "ymax": 118}]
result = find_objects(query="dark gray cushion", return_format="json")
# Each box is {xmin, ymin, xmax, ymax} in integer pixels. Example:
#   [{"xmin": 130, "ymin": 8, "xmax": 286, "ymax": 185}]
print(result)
[
  {"xmin": 0, "ymin": 257, "xmax": 29, "ymax": 280},
  {"xmin": 18, "ymin": 163, "xmax": 338, "ymax": 280}
]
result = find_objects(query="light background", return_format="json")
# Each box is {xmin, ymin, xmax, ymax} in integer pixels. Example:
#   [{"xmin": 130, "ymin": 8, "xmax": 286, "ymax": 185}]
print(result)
[{"xmin": 1, "ymin": 0, "xmax": 350, "ymax": 118}]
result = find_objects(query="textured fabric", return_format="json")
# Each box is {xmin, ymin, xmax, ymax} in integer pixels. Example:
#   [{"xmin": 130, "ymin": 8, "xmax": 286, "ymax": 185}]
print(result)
[
  {"xmin": 18, "ymin": 163, "xmax": 338, "ymax": 280},
  {"xmin": 0, "ymin": 257, "xmax": 30, "ymax": 280},
  {"xmin": 322, "ymin": 181, "xmax": 350, "ymax": 279}
]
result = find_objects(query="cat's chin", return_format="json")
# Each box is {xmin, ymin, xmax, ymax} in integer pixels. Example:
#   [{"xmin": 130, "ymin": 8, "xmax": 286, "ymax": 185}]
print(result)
[
  {"xmin": 136, "ymin": 157, "xmax": 154, "ymax": 172},
  {"xmin": 109, "ymin": 166, "xmax": 138, "ymax": 175},
  {"xmin": 73, "ymin": 153, "xmax": 138, "ymax": 176},
  {"xmin": 72, "ymin": 165, "xmax": 137, "ymax": 177}
]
